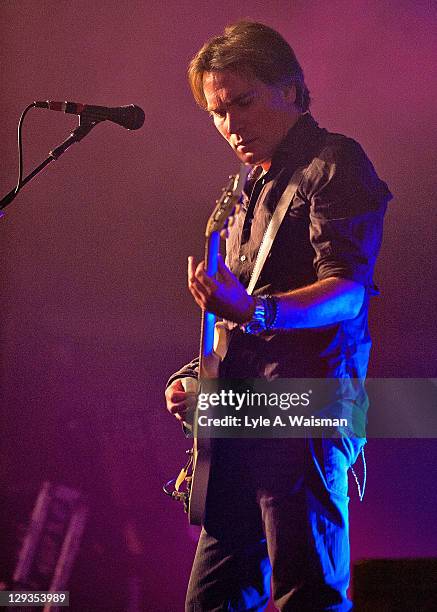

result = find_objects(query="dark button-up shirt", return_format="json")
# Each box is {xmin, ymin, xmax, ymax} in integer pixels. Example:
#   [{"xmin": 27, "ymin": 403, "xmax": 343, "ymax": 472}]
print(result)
[{"xmin": 169, "ymin": 113, "xmax": 392, "ymax": 384}]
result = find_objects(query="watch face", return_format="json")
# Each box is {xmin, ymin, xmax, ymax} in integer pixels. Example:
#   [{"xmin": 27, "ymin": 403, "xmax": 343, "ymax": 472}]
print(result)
[{"xmin": 243, "ymin": 296, "xmax": 267, "ymax": 335}]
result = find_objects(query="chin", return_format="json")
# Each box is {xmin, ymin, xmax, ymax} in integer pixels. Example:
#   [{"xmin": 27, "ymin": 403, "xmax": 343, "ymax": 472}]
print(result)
[{"xmin": 237, "ymin": 151, "xmax": 257, "ymax": 165}]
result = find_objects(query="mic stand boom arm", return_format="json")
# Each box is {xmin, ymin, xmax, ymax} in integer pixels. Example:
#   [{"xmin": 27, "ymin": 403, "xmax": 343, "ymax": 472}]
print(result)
[{"xmin": 0, "ymin": 118, "xmax": 99, "ymax": 212}]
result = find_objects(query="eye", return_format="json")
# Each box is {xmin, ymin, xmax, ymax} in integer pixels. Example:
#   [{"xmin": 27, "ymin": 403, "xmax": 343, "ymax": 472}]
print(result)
[{"xmin": 209, "ymin": 109, "xmax": 226, "ymax": 120}]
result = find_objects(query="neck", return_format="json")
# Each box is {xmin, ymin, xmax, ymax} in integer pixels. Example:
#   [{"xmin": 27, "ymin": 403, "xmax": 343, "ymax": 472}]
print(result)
[
  {"xmin": 259, "ymin": 112, "xmax": 302, "ymax": 174},
  {"xmin": 260, "ymin": 161, "xmax": 271, "ymax": 173}
]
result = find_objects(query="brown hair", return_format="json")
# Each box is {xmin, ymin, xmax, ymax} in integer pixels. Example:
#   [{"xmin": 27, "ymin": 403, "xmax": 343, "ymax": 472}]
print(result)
[{"xmin": 188, "ymin": 21, "xmax": 310, "ymax": 112}]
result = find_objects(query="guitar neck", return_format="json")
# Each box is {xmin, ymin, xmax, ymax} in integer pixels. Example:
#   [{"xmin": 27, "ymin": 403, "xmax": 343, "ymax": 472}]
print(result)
[
  {"xmin": 197, "ymin": 164, "xmax": 249, "ymax": 379},
  {"xmin": 199, "ymin": 230, "xmax": 220, "ymax": 378}
]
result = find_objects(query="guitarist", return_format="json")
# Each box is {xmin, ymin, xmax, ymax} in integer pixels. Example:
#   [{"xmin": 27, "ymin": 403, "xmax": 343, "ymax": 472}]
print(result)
[{"xmin": 165, "ymin": 21, "xmax": 392, "ymax": 612}]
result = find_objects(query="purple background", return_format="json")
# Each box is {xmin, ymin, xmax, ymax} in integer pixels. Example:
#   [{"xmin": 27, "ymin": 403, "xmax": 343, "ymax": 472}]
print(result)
[{"xmin": 1, "ymin": 1, "xmax": 436, "ymax": 609}]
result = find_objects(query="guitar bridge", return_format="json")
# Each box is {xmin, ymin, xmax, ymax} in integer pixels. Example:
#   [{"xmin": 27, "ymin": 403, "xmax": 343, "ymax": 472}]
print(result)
[{"xmin": 162, "ymin": 449, "xmax": 194, "ymax": 514}]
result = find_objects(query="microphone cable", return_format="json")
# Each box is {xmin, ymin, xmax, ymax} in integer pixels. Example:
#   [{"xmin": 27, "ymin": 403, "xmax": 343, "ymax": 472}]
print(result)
[{"xmin": 14, "ymin": 102, "xmax": 37, "ymax": 197}]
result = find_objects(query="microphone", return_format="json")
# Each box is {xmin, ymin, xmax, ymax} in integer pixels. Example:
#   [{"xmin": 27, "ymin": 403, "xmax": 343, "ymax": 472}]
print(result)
[{"xmin": 34, "ymin": 100, "xmax": 145, "ymax": 130}]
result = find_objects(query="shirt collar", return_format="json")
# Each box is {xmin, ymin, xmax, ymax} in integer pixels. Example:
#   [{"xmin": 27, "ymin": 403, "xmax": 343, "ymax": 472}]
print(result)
[{"xmin": 243, "ymin": 113, "xmax": 321, "ymax": 201}]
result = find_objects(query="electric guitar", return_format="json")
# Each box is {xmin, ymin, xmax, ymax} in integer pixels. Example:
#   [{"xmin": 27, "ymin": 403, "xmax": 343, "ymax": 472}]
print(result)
[{"xmin": 165, "ymin": 164, "xmax": 250, "ymax": 525}]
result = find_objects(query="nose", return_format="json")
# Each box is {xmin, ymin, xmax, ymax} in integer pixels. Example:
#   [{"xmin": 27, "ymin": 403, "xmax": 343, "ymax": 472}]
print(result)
[{"xmin": 224, "ymin": 110, "xmax": 243, "ymax": 137}]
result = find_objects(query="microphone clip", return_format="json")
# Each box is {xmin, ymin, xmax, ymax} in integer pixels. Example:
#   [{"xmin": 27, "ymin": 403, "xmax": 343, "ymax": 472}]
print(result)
[{"xmin": 49, "ymin": 118, "xmax": 99, "ymax": 160}]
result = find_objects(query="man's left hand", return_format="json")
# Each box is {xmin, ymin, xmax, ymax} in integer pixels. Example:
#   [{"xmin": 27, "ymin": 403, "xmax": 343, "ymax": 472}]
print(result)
[{"xmin": 188, "ymin": 254, "xmax": 255, "ymax": 324}]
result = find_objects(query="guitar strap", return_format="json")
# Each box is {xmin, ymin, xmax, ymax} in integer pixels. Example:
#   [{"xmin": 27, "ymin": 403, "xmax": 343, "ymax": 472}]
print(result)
[{"xmin": 246, "ymin": 168, "xmax": 304, "ymax": 295}]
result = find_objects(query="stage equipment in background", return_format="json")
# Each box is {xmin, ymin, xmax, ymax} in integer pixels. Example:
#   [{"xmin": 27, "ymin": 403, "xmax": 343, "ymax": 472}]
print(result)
[
  {"xmin": 11, "ymin": 481, "xmax": 88, "ymax": 612},
  {"xmin": 353, "ymin": 558, "xmax": 437, "ymax": 610},
  {"xmin": 0, "ymin": 101, "xmax": 145, "ymax": 212}
]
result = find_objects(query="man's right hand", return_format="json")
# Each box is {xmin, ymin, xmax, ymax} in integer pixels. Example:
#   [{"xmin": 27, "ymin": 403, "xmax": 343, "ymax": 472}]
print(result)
[{"xmin": 165, "ymin": 378, "xmax": 198, "ymax": 422}]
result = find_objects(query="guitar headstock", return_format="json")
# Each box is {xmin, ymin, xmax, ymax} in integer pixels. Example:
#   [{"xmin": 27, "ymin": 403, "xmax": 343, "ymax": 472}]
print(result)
[{"xmin": 205, "ymin": 164, "xmax": 251, "ymax": 238}]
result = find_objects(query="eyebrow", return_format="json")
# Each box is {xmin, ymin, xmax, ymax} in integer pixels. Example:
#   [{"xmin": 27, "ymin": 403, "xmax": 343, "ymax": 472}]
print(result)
[{"xmin": 207, "ymin": 90, "xmax": 255, "ymax": 113}]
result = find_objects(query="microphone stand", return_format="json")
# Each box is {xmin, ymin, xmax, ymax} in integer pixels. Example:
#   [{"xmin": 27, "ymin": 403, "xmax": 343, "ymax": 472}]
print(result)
[{"xmin": 0, "ymin": 117, "xmax": 100, "ymax": 212}]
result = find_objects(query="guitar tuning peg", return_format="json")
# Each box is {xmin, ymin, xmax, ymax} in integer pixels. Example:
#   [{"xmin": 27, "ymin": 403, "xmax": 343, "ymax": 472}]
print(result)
[
  {"xmin": 227, "ymin": 215, "xmax": 235, "ymax": 228},
  {"xmin": 234, "ymin": 204, "xmax": 241, "ymax": 215},
  {"xmin": 220, "ymin": 228, "xmax": 229, "ymax": 240}
]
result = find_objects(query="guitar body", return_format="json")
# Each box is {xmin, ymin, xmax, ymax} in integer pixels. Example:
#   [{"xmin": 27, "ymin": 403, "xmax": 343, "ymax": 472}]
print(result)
[
  {"xmin": 182, "ymin": 376, "xmax": 214, "ymax": 526},
  {"xmin": 185, "ymin": 327, "xmax": 232, "ymax": 524}
]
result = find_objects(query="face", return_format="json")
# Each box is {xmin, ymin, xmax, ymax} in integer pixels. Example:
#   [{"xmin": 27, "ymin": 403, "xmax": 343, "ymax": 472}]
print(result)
[{"xmin": 203, "ymin": 70, "xmax": 299, "ymax": 170}]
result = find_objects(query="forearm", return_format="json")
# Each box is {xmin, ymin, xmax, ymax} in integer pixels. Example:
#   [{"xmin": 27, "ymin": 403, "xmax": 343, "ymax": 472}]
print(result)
[{"xmin": 273, "ymin": 277, "xmax": 365, "ymax": 329}]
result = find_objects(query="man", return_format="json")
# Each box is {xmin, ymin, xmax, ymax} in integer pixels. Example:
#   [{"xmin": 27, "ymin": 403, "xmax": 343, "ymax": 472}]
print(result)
[{"xmin": 165, "ymin": 21, "xmax": 391, "ymax": 611}]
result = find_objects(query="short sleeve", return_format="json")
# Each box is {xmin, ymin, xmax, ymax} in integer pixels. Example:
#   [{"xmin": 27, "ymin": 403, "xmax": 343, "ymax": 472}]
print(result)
[
  {"xmin": 166, "ymin": 356, "xmax": 199, "ymax": 389},
  {"xmin": 306, "ymin": 137, "xmax": 392, "ymax": 287}
]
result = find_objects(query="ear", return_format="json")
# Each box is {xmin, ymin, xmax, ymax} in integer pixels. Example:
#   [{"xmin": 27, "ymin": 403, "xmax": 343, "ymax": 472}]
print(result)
[{"xmin": 282, "ymin": 83, "xmax": 297, "ymax": 105}]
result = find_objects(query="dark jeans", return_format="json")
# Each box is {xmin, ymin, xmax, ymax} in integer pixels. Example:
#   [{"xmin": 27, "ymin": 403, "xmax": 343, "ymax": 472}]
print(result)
[{"xmin": 185, "ymin": 437, "xmax": 365, "ymax": 611}]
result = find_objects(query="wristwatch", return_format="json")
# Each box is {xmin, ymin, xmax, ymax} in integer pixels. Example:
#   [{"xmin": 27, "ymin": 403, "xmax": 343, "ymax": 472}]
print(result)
[{"xmin": 242, "ymin": 295, "xmax": 279, "ymax": 334}]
